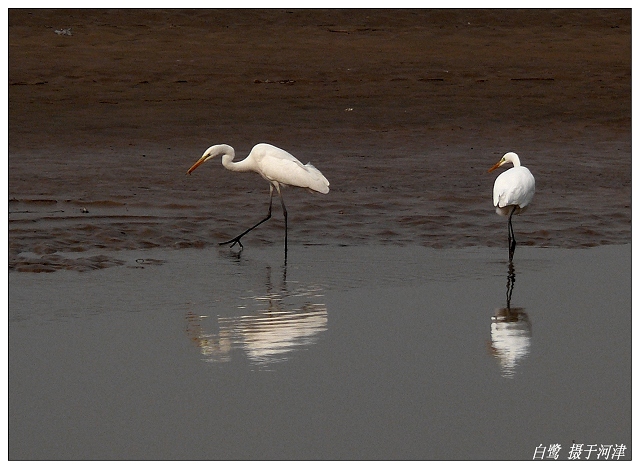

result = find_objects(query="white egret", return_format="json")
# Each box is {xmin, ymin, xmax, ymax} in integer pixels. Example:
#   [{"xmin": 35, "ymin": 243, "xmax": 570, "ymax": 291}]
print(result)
[
  {"xmin": 187, "ymin": 143, "xmax": 330, "ymax": 255},
  {"xmin": 488, "ymin": 152, "xmax": 535, "ymax": 261}
]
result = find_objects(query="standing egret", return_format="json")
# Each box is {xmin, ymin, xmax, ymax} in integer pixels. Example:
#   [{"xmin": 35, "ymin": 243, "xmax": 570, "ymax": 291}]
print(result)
[
  {"xmin": 488, "ymin": 152, "xmax": 535, "ymax": 261},
  {"xmin": 186, "ymin": 143, "xmax": 330, "ymax": 257}
]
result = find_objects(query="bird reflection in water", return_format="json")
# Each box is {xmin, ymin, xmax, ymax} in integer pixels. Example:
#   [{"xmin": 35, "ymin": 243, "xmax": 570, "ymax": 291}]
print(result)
[
  {"xmin": 186, "ymin": 263, "xmax": 328, "ymax": 368},
  {"xmin": 489, "ymin": 262, "xmax": 532, "ymax": 378}
]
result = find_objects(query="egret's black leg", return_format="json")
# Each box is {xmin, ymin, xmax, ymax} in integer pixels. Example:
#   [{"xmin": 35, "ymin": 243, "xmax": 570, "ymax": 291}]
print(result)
[
  {"xmin": 507, "ymin": 206, "xmax": 517, "ymax": 261},
  {"xmin": 220, "ymin": 187, "xmax": 274, "ymax": 250},
  {"xmin": 277, "ymin": 186, "xmax": 288, "ymax": 259},
  {"xmin": 506, "ymin": 261, "xmax": 515, "ymax": 309}
]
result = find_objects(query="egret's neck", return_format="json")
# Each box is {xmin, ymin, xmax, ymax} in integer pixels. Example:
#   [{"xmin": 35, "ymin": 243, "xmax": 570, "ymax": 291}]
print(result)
[{"xmin": 221, "ymin": 153, "xmax": 253, "ymax": 173}]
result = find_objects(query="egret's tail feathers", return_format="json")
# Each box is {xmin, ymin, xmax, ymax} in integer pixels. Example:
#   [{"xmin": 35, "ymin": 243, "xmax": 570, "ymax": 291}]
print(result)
[
  {"xmin": 496, "ymin": 205, "xmax": 525, "ymax": 216},
  {"xmin": 304, "ymin": 163, "xmax": 330, "ymax": 194}
]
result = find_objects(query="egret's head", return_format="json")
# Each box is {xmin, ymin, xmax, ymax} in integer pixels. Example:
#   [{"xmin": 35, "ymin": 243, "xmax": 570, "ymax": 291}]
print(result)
[
  {"xmin": 488, "ymin": 152, "xmax": 519, "ymax": 173},
  {"xmin": 186, "ymin": 145, "xmax": 232, "ymax": 175}
]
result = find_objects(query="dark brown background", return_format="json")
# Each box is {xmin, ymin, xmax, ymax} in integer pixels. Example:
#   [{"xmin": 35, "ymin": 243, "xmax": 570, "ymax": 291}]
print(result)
[{"xmin": 8, "ymin": 9, "xmax": 631, "ymax": 270}]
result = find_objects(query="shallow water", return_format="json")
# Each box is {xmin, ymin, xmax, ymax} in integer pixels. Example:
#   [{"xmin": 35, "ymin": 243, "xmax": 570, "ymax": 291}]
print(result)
[{"xmin": 8, "ymin": 244, "xmax": 631, "ymax": 460}]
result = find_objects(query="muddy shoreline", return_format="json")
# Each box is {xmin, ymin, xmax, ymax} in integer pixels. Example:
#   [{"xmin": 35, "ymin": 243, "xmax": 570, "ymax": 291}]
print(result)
[{"xmin": 8, "ymin": 9, "xmax": 631, "ymax": 271}]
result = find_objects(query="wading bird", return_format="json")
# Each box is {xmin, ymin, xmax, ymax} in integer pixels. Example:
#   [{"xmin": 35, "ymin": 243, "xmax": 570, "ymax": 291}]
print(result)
[
  {"xmin": 186, "ymin": 143, "xmax": 330, "ymax": 257},
  {"xmin": 488, "ymin": 152, "xmax": 535, "ymax": 261}
]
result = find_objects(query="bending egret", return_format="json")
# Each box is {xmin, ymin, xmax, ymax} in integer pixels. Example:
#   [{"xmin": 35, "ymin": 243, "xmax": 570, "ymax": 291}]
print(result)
[
  {"xmin": 187, "ymin": 143, "xmax": 330, "ymax": 256},
  {"xmin": 488, "ymin": 152, "xmax": 535, "ymax": 261}
]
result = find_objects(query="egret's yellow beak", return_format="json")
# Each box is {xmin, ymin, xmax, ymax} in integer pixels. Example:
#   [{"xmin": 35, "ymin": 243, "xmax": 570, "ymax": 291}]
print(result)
[
  {"xmin": 488, "ymin": 158, "xmax": 504, "ymax": 173},
  {"xmin": 187, "ymin": 157, "xmax": 205, "ymax": 175}
]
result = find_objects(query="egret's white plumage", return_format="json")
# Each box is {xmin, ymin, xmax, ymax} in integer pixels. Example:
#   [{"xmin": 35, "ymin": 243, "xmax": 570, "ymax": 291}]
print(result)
[
  {"xmin": 490, "ymin": 152, "xmax": 535, "ymax": 215},
  {"xmin": 488, "ymin": 152, "xmax": 535, "ymax": 260},
  {"xmin": 188, "ymin": 143, "xmax": 329, "ymax": 194},
  {"xmin": 187, "ymin": 143, "xmax": 329, "ymax": 255}
]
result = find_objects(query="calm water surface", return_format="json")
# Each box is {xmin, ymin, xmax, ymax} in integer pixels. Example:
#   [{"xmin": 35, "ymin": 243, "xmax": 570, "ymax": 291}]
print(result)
[{"xmin": 9, "ymin": 244, "xmax": 631, "ymax": 460}]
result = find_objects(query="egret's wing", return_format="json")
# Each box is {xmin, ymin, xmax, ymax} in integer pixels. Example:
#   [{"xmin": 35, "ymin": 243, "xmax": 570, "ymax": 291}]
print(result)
[
  {"xmin": 263, "ymin": 158, "xmax": 330, "ymax": 194},
  {"xmin": 493, "ymin": 167, "xmax": 535, "ymax": 208},
  {"xmin": 253, "ymin": 144, "xmax": 330, "ymax": 194}
]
